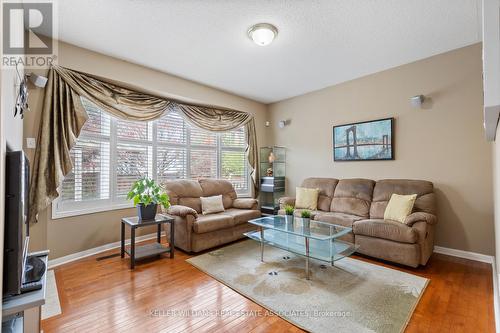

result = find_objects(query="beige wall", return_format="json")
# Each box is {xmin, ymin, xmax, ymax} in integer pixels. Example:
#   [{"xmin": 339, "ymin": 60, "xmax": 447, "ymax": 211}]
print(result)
[
  {"xmin": 24, "ymin": 41, "xmax": 270, "ymax": 259},
  {"xmin": 24, "ymin": 41, "xmax": 494, "ymax": 258},
  {"xmin": 268, "ymin": 43, "xmax": 494, "ymax": 255}
]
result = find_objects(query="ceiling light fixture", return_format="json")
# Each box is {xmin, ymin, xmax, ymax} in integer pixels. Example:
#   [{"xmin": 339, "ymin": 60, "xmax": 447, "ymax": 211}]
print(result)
[{"xmin": 248, "ymin": 23, "xmax": 278, "ymax": 46}]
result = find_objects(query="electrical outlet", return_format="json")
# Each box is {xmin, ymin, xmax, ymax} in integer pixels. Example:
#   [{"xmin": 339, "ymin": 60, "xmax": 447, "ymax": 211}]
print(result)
[{"xmin": 26, "ymin": 137, "xmax": 36, "ymax": 149}]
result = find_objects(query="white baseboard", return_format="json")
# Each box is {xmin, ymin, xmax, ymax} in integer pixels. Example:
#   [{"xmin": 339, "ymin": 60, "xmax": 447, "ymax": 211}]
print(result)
[
  {"xmin": 433, "ymin": 246, "xmax": 494, "ymax": 264},
  {"xmin": 49, "ymin": 236, "xmax": 493, "ymax": 269},
  {"xmin": 47, "ymin": 232, "xmax": 164, "ymax": 269}
]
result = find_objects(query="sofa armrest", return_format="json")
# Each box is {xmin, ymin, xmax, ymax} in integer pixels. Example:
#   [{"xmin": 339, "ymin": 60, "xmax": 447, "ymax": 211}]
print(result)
[
  {"xmin": 168, "ymin": 205, "xmax": 198, "ymax": 218},
  {"xmin": 233, "ymin": 198, "xmax": 258, "ymax": 210},
  {"xmin": 405, "ymin": 212, "xmax": 437, "ymax": 226},
  {"xmin": 279, "ymin": 197, "xmax": 296, "ymax": 209}
]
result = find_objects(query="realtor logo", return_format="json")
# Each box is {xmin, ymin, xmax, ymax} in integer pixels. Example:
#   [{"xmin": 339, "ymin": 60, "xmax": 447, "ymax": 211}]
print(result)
[{"xmin": 2, "ymin": 1, "xmax": 57, "ymax": 68}]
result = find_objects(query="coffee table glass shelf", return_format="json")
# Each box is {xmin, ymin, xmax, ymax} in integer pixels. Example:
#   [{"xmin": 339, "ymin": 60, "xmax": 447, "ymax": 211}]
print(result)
[{"xmin": 245, "ymin": 215, "xmax": 358, "ymax": 280}]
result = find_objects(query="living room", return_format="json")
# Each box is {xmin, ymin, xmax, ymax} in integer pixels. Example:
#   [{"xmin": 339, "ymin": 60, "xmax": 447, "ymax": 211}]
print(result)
[{"xmin": 0, "ymin": 1, "xmax": 498, "ymax": 332}]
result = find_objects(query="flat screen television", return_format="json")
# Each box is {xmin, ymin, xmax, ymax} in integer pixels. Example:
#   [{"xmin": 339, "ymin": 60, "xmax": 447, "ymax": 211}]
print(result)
[{"xmin": 3, "ymin": 150, "xmax": 30, "ymax": 298}]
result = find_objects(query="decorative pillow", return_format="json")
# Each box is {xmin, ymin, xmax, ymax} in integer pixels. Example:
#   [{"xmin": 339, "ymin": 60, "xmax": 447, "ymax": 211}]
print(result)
[
  {"xmin": 384, "ymin": 194, "xmax": 418, "ymax": 223},
  {"xmin": 200, "ymin": 195, "xmax": 225, "ymax": 215},
  {"xmin": 295, "ymin": 187, "xmax": 319, "ymax": 210}
]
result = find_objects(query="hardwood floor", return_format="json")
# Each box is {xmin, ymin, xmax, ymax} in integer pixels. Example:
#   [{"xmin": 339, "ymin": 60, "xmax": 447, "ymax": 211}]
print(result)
[{"xmin": 42, "ymin": 239, "xmax": 495, "ymax": 333}]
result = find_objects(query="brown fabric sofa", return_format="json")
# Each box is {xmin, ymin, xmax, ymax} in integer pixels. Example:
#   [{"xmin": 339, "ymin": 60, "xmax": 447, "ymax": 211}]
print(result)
[
  {"xmin": 164, "ymin": 179, "xmax": 260, "ymax": 252},
  {"xmin": 279, "ymin": 178, "xmax": 436, "ymax": 267}
]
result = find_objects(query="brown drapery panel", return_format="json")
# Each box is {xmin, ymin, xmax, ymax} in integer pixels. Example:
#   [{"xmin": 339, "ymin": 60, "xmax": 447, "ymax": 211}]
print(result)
[{"xmin": 29, "ymin": 66, "xmax": 259, "ymax": 224}]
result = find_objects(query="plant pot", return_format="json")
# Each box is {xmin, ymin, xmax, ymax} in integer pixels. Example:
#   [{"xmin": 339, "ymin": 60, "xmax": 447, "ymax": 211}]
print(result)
[
  {"xmin": 302, "ymin": 217, "xmax": 310, "ymax": 228},
  {"xmin": 285, "ymin": 215, "xmax": 294, "ymax": 231},
  {"xmin": 137, "ymin": 203, "xmax": 157, "ymax": 221}
]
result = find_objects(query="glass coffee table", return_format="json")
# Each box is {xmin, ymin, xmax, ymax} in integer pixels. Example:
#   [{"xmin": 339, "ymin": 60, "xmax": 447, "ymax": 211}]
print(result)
[{"xmin": 245, "ymin": 215, "xmax": 358, "ymax": 280}]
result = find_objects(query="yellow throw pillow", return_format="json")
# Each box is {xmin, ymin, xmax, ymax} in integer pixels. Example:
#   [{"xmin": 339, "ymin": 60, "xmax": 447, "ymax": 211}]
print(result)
[
  {"xmin": 295, "ymin": 187, "xmax": 319, "ymax": 210},
  {"xmin": 384, "ymin": 194, "xmax": 417, "ymax": 223}
]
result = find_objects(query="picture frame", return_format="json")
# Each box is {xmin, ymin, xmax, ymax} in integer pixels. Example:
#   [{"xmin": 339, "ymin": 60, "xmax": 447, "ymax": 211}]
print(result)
[{"xmin": 333, "ymin": 117, "xmax": 394, "ymax": 161}]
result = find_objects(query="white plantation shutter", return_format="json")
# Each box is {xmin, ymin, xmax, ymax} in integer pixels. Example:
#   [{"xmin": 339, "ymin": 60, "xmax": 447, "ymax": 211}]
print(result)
[
  {"xmin": 157, "ymin": 111, "xmax": 187, "ymax": 144},
  {"xmin": 156, "ymin": 111, "xmax": 187, "ymax": 186},
  {"xmin": 190, "ymin": 149, "xmax": 217, "ymax": 179},
  {"xmin": 220, "ymin": 127, "xmax": 248, "ymax": 192},
  {"xmin": 116, "ymin": 118, "xmax": 152, "ymax": 141},
  {"xmin": 221, "ymin": 150, "xmax": 247, "ymax": 191},
  {"xmin": 115, "ymin": 118, "xmax": 153, "ymax": 197},
  {"xmin": 115, "ymin": 143, "xmax": 153, "ymax": 197},
  {"xmin": 190, "ymin": 126, "xmax": 217, "ymax": 146},
  {"xmin": 189, "ymin": 125, "xmax": 218, "ymax": 179},
  {"xmin": 58, "ymin": 98, "xmax": 111, "ymax": 212},
  {"xmin": 55, "ymin": 107, "xmax": 250, "ymax": 218},
  {"xmin": 60, "ymin": 139, "xmax": 111, "ymax": 202},
  {"xmin": 221, "ymin": 126, "xmax": 246, "ymax": 148},
  {"xmin": 157, "ymin": 146, "xmax": 187, "ymax": 184}
]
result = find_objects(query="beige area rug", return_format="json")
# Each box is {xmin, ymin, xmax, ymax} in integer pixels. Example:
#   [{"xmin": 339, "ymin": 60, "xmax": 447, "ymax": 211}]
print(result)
[
  {"xmin": 187, "ymin": 240, "xmax": 428, "ymax": 333},
  {"xmin": 41, "ymin": 270, "xmax": 62, "ymax": 320}
]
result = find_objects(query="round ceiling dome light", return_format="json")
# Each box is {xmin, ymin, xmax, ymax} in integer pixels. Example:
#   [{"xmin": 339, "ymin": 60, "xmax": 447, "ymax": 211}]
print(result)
[{"xmin": 248, "ymin": 23, "xmax": 278, "ymax": 46}]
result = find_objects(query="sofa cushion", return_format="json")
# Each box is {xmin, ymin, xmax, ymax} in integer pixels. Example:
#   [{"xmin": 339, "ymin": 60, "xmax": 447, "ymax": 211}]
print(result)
[
  {"xmin": 199, "ymin": 178, "xmax": 237, "ymax": 209},
  {"xmin": 201, "ymin": 195, "xmax": 225, "ymax": 215},
  {"xmin": 295, "ymin": 187, "xmax": 319, "ymax": 210},
  {"xmin": 233, "ymin": 198, "xmax": 258, "ymax": 209},
  {"xmin": 193, "ymin": 214, "xmax": 234, "ymax": 234},
  {"xmin": 301, "ymin": 178, "xmax": 339, "ymax": 211},
  {"xmin": 355, "ymin": 235, "xmax": 420, "ymax": 268},
  {"xmin": 178, "ymin": 197, "xmax": 202, "ymax": 213},
  {"xmin": 314, "ymin": 212, "xmax": 363, "ymax": 228},
  {"xmin": 384, "ymin": 194, "xmax": 417, "ymax": 223},
  {"xmin": 353, "ymin": 219, "xmax": 418, "ymax": 244},
  {"xmin": 164, "ymin": 179, "xmax": 203, "ymax": 213},
  {"xmin": 330, "ymin": 179, "xmax": 375, "ymax": 218},
  {"xmin": 370, "ymin": 179, "xmax": 435, "ymax": 219},
  {"xmin": 222, "ymin": 208, "xmax": 261, "ymax": 225}
]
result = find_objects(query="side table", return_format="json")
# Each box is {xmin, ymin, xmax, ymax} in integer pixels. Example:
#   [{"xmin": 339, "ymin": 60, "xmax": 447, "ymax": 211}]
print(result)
[{"xmin": 121, "ymin": 214, "xmax": 175, "ymax": 269}]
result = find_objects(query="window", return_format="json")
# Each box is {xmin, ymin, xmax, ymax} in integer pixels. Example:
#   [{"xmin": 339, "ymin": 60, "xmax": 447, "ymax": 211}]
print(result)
[{"xmin": 53, "ymin": 98, "xmax": 250, "ymax": 218}]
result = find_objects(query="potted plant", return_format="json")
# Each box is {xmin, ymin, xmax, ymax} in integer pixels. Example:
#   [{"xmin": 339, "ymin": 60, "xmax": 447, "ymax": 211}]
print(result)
[
  {"xmin": 301, "ymin": 210, "xmax": 312, "ymax": 226},
  {"xmin": 284, "ymin": 204, "xmax": 294, "ymax": 223},
  {"xmin": 127, "ymin": 177, "xmax": 170, "ymax": 221}
]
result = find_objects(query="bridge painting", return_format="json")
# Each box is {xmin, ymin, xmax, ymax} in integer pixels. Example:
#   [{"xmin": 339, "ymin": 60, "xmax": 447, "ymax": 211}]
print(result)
[{"xmin": 333, "ymin": 118, "xmax": 394, "ymax": 161}]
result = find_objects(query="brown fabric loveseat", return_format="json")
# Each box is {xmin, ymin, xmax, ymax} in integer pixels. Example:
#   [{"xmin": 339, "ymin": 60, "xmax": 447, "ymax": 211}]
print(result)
[
  {"xmin": 164, "ymin": 179, "xmax": 260, "ymax": 252},
  {"xmin": 279, "ymin": 178, "xmax": 436, "ymax": 267}
]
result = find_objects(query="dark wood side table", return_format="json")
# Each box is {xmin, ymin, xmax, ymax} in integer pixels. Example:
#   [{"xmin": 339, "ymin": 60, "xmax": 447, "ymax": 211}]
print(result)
[{"xmin": 121, "ymin": 214, "xmax": 175, "ymax": 269}]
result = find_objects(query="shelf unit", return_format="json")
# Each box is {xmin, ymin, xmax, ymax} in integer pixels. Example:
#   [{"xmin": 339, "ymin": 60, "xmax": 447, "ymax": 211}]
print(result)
[{"xmin": 259, "ymin": 146, "xmax": 285, "ymax": 215}]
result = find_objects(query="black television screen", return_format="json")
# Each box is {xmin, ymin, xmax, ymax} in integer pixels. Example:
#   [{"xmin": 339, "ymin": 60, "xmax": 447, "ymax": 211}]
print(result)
[{"xmin": 3, "ymin": 150, "xmax": 29, "ymax": 298}]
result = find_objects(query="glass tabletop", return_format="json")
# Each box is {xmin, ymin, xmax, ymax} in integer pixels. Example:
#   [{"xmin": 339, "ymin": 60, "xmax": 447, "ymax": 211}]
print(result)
[{"xmin": 248, "ymin": 215, "xmax": 351, "ymax": 241}]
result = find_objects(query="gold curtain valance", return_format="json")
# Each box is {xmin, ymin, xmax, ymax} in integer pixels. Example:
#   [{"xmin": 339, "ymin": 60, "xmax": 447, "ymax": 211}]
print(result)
[{"xmin": 29, "ymin": 65, "xmax": 258, "ymax": 224}]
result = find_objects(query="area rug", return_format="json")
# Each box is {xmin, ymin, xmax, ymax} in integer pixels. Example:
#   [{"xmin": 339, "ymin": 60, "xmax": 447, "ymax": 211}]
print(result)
[
  {"xmin": 41, "ymin": 270, "xmax": 62, "ymax": 320},
  {"xmin": 187, "ymin": 240, "xmax": 428, "ymax": 333}
]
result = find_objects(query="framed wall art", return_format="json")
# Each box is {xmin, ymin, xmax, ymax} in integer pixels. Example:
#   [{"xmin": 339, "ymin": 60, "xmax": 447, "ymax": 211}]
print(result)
[{"xmin": 333, "ymin": 118, "xmax": 394, "ymax": 161}]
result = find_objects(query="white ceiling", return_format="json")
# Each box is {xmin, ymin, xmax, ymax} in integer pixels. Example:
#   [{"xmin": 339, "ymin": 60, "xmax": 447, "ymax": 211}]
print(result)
[{"xmin": 55, "ymin": 0, "xmax": 482, "ymax": 104}]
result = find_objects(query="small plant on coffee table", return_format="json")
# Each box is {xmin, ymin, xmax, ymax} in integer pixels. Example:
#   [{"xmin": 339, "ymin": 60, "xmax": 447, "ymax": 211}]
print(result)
[
  {"xmin": 301, "ymin": 210, "xmax": 312, "ymax": 219},
  {"xmin": 284, "ymin": 204, "xmax": 294, "ymax": 216}
]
